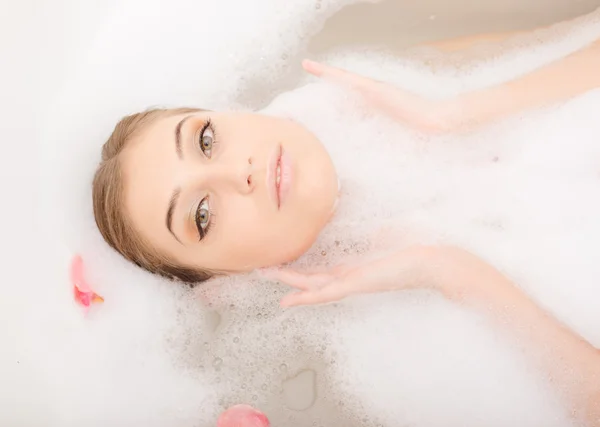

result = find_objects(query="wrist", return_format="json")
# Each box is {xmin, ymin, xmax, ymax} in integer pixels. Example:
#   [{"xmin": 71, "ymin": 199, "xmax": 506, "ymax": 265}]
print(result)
[
  {"xmin": 450, "ymin": 84, "xmax": 516, "ymax": 132},
  {"xmin": 418, "ymin": 99, "xmax": 461, "ymax": 132},
  {"xmin": 427, "ymin": 247, "xmax": 513, "ymax": 301},
  {"xmin": 428, "ymin": 97, "xmax": 479, "ymax": 133}
]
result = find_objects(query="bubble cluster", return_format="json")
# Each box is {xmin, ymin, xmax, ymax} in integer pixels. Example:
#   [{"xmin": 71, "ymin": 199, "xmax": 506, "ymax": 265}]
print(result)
[{"xmin": 30, "ymin": 1, "xmax": 600, "ymax": 427}]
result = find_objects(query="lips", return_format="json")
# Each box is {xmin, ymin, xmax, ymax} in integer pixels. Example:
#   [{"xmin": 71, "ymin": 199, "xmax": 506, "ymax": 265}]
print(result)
[
  {"xmin": 278, "ymin": 148, "xmax": 292, "ymax": 207},
  {"xmin": 267, "ymin": 144, "xmax": 293, "ymax": 209},
  {"xmin": 275, "ymin": 147, "xmax": 282, "ymax": 191}
]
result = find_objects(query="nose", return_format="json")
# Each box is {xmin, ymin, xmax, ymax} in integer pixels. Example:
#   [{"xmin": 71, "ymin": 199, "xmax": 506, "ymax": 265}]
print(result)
[{"xmin": 195, "ymin": 157, "xmax": 254, "ymax": 195}]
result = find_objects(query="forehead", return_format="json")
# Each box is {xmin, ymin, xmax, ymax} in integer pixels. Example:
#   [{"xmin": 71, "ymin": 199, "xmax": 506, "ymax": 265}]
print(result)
[
  {"xmin": 129, "ymin": 112, "xmax": 186, "ymax": 159},
  {"xmin": 120, "ymin": 113, "xmax": 185, "ymax": 242},
  {"xmin": 122, "ymin": 113, "xmax": 182, "ymax": 190}
]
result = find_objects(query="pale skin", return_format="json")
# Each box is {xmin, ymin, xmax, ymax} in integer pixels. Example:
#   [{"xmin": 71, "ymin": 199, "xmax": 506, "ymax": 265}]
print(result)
[
  {"xmin": 124, "ymin": 111, "xmax": 340, "ymax": 273},
  {"xmin": 300, "ymin": 25, "xmax": 600, "ymax": 133}
]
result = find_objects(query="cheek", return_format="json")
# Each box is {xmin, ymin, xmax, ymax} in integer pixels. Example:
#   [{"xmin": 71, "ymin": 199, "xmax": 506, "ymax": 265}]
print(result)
[
  {"xmin": 216, "ymin": 200, "xmax": 297, "ymax": 264},
  {"xmin": 214, "ymin": 194, "xmax": 325, "ymax": 268},
  {"xmin": 215, "ymin": 201, "xmax": 269, "ymax": 253}
]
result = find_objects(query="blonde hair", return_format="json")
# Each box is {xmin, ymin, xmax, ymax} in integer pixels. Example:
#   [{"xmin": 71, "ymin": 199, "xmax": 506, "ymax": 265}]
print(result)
[{"xmin": 92, "ymin": 107, "xmax": 211, "ymax": 284}]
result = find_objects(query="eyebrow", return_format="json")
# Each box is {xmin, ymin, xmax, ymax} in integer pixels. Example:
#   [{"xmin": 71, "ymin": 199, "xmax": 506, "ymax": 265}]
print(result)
[
  {"xmin": 167, "ymin": 115, "xmax": 193, "ymax": 243},
  {"xmin": 166, "ymin": 188, "xmax": 182, "ymax": 244},
  {"xmin": 175, "ymin": 115, "xmax": 193, "ymax": 159}
]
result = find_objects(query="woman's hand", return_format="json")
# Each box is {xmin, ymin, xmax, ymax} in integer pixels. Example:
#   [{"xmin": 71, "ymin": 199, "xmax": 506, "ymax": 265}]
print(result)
[
  {"xmin": 304, "ymin": 34, "xmax": 600, "ymax": 133},
  {"xmin": 261, "ymin": 245, "xmax": 505, "ymax": 307},
  {"xmin": 264, "ymin": 245, "xmax": 600, "ymax": 424},
  {"xmin": 302, "ymin": 59, "xmax": 459, "ymax": 133}
]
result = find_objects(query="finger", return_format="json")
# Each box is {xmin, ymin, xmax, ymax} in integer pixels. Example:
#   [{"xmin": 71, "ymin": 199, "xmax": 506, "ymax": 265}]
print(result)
[
  {"xmin": 330, "ymin": 264, "xmax": 353, "ymax": 276},
  {"xmin": 302, "ymin": 59, "xmax": 325, "ymax": 77},
  {"xmin": 280, "ymin": 281, "xmax": 348, "ymax": 307},
  {"xmin": 258, "ymin": 268, "xmax": 331, "ymax": 290},
  {"xmin": 280, "ymin": 291, "xmax": 308, "ymax": 307},
  {"xmin": 302, "ymin": 59, "xmax": 382, "ymax": 93}
]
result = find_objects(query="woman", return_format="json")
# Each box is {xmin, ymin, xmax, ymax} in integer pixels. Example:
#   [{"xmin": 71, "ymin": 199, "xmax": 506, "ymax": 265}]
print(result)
[{"xmin": 92, "ymin": 23, "xmax": 600, "ymax": 425}]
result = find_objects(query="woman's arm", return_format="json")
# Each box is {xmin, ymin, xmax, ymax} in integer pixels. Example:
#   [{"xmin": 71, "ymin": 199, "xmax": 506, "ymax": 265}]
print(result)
[
  {"xmin": 304, "ymin": 24, "xmax": 600, "ymax": 132},
  {"xmin": 424, "ymin": 12, "xmax": 600, "ymax": 124},
  {"xmin": 267, "ymin": 246, "xmax": 600, "ymax": 425},
  {"xmin": 452, "ymin": 260, "xmax": 600, "ymax": 426},
  {"xmin": 452, "ymin": 38, "xmax": 600, "ymax": 130}
]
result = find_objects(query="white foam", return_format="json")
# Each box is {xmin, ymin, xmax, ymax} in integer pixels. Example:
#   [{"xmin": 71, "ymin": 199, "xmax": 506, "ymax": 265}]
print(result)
[
  {"xmin": 30, "ymin": 1, "xmax": 600, "ymax": 426},
  {"xmin": 33, "ymin": 0, "xmax": 379, "ymax": 425},
  {"xmin": 258, "ymin": 73, "xmax": 600, "ymax": 424},
  {"xmin": 328, "ymin": 293, "xmax": 573, "ymax": 427}
]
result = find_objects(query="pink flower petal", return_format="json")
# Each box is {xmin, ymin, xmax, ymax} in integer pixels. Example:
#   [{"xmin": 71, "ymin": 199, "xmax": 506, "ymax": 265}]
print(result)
[
  {"xmin": 70, "ymin": 255, "xmax": 104, "ymax": 311},
  {"xmin": 217, "ymin": 405, "xmax": 270, "ymax": 427},
  {"xmin": 70, "ymin": 255, "xmax": 90, "ymax": 292}
]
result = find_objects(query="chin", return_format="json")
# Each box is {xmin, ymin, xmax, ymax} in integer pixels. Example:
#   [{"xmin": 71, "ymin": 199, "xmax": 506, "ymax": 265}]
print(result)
[
  {"xmin": 292, "ymin": 230, "xmax": 325, "ymax": 262},
  {"xmin": 263, "ymin": 238, "xmax": 315, "ymax": 268}
]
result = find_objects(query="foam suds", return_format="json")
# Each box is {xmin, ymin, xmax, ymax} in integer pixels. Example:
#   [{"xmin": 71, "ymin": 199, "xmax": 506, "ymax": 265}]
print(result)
[{"xmin": 28, "ymin": 1, "xmax": 600, "ymax": 426}]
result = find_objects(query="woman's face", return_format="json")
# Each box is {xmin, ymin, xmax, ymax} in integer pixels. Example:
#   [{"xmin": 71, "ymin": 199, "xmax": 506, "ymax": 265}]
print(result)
[{"xmin": 122, "ymin": 111, "xmax": 339, "ymax": 273}]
